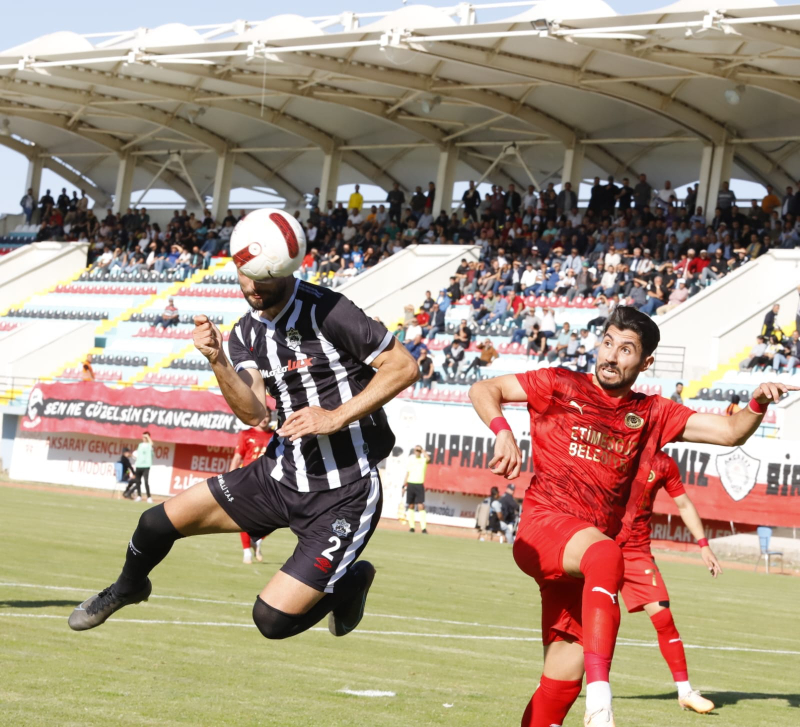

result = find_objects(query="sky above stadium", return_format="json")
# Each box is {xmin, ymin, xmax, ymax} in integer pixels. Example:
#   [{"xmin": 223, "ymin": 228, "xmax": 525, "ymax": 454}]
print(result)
[{"xmin": 0, "ymin": 0, "xmax": 792, "ymax": 215}]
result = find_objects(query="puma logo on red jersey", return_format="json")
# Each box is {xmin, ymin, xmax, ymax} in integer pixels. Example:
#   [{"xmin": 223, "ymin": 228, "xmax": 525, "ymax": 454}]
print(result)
[{"xmin": 592, "ymin": 586, "xmax": 617, "ymax": 604}]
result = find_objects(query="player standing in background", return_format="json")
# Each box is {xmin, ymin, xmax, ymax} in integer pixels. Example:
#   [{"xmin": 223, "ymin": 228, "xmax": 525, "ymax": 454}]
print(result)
[
  {"xmin": 230, "ymin": 416, "xmax": 275, "ymax": 563},
  {"xmin": 69, "ymin": 269, "xmax": 419, "ymax": 641},
  {"xmin": 616, "ymin": 451, "xmax": 721, "ymax": 715},
  {"xmin": 469, "ymin": 306, "xmax": 796, "ymax": 727},
  {"xmin": 403, "ymin": 445, "xmax": 430, "ymax": 533}
]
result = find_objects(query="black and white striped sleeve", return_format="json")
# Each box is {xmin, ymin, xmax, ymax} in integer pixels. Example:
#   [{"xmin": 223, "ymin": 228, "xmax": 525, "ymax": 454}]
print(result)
[
  {"xmin": 319, "ymin": 292, "xmax": 393, "ymax": 366},
  {"xmin": 228, "ymin": 321, "xmax": 257, "ymax": 373}
]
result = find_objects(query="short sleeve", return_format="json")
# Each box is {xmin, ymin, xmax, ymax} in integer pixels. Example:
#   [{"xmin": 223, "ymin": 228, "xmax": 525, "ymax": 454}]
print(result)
[
  {"xmin": 229, "ymin": 321, "xmax": 257, "ymax": 373},
  {"xmin": 662, "ymin": 454, "xmax": 686, "ymax": 498},
  {"xmin": 515, "ymin": 368, "xmax": 557, "ymax": 415},
  {"xmin": 654, "ymin": 396, "xmax": 695, "ymax": 447},
  {"xmin": 318, "ymin": 292, "xmax": 393, "ymax": 366}
]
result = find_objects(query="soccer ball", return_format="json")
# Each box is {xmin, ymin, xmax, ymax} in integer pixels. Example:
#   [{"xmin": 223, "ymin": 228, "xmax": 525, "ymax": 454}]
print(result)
[{"xmin": 229, "ymin": 208, "xmax": 306, "ymax": 280}]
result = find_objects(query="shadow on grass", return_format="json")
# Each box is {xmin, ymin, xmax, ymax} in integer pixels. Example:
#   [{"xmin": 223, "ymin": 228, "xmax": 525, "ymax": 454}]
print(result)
[
  {"xmin": 619, "ymin": 691, "xmax": 800, "ymax": 709},
  {"xmin": 0, "ymin": 599, "xmax": 78, "ymax": 609}
]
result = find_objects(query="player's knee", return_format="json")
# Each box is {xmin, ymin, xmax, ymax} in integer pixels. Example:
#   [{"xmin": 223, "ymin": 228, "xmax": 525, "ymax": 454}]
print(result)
[
  {"xmin": 581, "ymin": 539, "xmax": 624, "ymax": 587},
  {"xmin": 252, "ymin": 596, "xmax": 297, "ymax": 640},
  {"xmin": 137, "ymin": 503, "xmax": 181, "ymax": 539}
]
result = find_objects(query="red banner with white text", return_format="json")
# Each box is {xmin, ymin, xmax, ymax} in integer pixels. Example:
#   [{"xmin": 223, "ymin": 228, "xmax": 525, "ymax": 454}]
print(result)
[
  {"xmin": 384, "ymin": 400, "xmax": 800, "ymax": 528},
  {"xmin": 20, "ymin": 381, "xmax": 241, "ymax": 446}
]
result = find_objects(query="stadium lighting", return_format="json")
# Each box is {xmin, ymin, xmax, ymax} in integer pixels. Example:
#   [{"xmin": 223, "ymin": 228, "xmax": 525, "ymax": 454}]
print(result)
[
  {"xmin": 724, "ymin": 85, "xmax": 746, "ymax": 105},
  {"xmin": 420, "ymin": 96, "xmax": 442, "ymax": 114}
]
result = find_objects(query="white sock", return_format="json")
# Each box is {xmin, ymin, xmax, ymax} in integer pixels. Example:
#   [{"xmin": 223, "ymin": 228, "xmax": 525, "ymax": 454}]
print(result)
[
  {"xmin": 585, "ymin": 682, "xmax": 612, "ymax": 714},
  {"xmin": 676, "ymin": 681, "xmax": 693, "ymax": 699}
]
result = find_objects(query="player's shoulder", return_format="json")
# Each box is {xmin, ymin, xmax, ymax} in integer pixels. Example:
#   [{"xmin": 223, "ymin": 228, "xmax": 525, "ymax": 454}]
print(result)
[{"xmin": 297, "ymin": 279, "xmax": 331, "ymax": 304}]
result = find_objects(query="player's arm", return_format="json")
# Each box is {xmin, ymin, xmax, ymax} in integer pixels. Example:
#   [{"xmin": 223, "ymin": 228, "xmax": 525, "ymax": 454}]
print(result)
[
  {"xmin": 230, "ymin": 453, "xmax": 243, "ymax": 470},
  {"xmin": 193, "ymin": 315, "xmax": 267, "ymax": 426},
  {"xmin": 680, "ymin": 381, "xmax": 798, "ymax": 445},
  {"xmin": 671, "ymin": 493, "xmax": 722, "ymax": 578},
  {"xmin": 279, "ymin": 339, "xmax": 419, "ymax": 441},
  {"xmin": 468, "ymin": 374, "xmax": 527, "ymax": 480}
]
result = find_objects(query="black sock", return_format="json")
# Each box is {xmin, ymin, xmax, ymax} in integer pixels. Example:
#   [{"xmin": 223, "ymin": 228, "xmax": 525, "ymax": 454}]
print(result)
[
  {"xmin": 113, "ymin": 504, "xmax": 184, "ymax": 596},
  {"xmin": 252, "ymin": 565, "xmax": 369, "ymax": 639}
]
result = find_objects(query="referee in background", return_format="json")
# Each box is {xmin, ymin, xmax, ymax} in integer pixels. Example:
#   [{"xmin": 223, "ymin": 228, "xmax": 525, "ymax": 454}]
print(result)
[{"xmin": 403, "ymin": 445, "xmax": 431, "ymax": 534}]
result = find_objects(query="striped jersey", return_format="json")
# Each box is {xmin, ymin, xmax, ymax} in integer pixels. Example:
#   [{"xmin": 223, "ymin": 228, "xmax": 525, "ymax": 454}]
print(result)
[{"xmin": 228, "ymin": 279, "xmax": 396, "ymax": 492}]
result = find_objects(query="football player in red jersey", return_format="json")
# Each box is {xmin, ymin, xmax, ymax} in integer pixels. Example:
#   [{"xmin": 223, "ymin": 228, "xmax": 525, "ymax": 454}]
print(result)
[
  {"xmin": 231, "ymin": 416, "xmax": 274, "ymax": 564},
  {"xmin": 616, "ymin": 450, "xmax": 721, "ymax": 715},
  {"xmin": 469, "ymin": 306, "xmax": 797, "ymax": 727}
]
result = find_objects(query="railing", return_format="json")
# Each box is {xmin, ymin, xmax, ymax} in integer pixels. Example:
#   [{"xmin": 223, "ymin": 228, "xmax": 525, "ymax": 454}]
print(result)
[{"xmin": 651, "ymin": 345, "xmax": 685, "ymax": 379}]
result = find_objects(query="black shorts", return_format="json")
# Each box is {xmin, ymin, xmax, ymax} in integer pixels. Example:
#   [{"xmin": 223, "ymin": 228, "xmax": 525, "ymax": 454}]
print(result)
[
  {"xmin": 208, "ymin": 462, "xmax": 383, "ymax": 594},
  {"xmin": 406, "ymin": 483, "xmax": 425, "ymax": 506}
]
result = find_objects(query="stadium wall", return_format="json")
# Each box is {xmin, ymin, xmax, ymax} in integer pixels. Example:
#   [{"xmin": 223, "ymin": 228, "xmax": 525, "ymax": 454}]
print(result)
[
  {"xmin": 658, "ymin": 250, "xmax": 800, "ymax": 380},
  {"xmin": 340, "ymin": 243, "xmax": 480, "ymax": 323},
  {"xmin": 0, "ymin": 241, "xmax": 89, "ymax": 313}
]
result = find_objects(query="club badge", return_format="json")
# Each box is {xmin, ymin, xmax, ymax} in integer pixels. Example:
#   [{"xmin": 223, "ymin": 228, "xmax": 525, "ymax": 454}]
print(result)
[
  {"xmin": 285, "ymin": 327, "xmax": 302, "ymax": 349},
  {"xmin": 624, "ymin": 412, "xmax": 644, "ymax": 430},
  {"xmin": 716, "ymin": 447, "xmax": 760, "ymax": 502},
  {"xmin": 332, "ymin": 518, "xmax": 352, "ymax": 537}
]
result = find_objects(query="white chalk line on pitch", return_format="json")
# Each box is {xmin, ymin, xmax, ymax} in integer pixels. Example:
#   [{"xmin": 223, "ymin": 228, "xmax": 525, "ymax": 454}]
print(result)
[
  {"xmin": 1, "ymin": 612, "xmax": 799, "ymax": 656},
  {"xmin": 0, "ymin": 581, "xmax": 540, "ymax": 633}
]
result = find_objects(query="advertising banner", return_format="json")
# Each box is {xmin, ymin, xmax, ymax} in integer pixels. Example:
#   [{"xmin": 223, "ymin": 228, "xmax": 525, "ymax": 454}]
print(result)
[
  {"xmin": 384, "ymin": 400, "xmax": 800, "ymax": 528},
  {"xmin": 170, "ymin": 443, "xmax": 236, "ymax": 495},
  {"xmin": 9, "ymin": 430, "xmax": 174, "ymax": 495},
  {"xmin": 20, "ymin": 381, "xmax": 241, "ymax": 446}
]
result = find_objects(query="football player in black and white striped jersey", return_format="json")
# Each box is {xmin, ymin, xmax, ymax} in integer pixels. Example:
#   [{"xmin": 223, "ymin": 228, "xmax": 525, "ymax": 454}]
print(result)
[{"xmin": 69, "ymin": 270, "xmax": 419, "ymax": 640}]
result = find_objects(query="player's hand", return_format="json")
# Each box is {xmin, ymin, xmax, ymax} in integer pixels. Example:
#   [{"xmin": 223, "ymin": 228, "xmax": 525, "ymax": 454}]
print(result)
[
  {"xmin": 488, "ymin": 430, "xmax": 522, "ymax": 479},
  {"xmin": 752, "ymin": 381, "xmax": 800, "ymax": 405},
  {"xmin": 277, "ymin": 406, "xmax": 343, "ymax": 442},
  {"xmin": 193, "ymin": 315, "xmax": 223, "ymax": 364},
  {"xmin": 701, "ymin": 546, "xmax": 722, "ymax": 578}
]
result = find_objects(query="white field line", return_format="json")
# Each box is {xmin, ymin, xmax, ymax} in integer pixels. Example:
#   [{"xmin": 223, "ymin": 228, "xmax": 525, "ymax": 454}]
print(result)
[
  {"xmin": 337, "ymin": 690, "xmax": 396, "ymax": 697},
  {"xmin": 0, "ymin": 612, "xmax": 799, "ymax": 656},
  {"xmin": 0, "ymin": 581, "xmax": 540, "ymax": 632}
]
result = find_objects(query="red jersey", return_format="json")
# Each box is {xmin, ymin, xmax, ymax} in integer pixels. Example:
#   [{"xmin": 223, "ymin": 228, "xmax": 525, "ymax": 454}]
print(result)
[
  {"xmin": 515, "ymin": 368, "xmax": 694, "ymax": 536},
  {"xmin": 616, "ymin": 451, "xmax": 685, "ymax": 553},
  {"xmin": 235, "ymin": 428, "xmax": 273, "ymax": 467}
]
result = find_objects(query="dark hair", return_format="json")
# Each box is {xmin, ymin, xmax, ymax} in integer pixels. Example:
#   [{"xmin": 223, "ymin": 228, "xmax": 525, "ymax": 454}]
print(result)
[
  {"xmin": 490, "ymin": 486, "xmax": 499, "ymax": 498},
  {"xmin": 143, "ymin": 431, "xmax": 151, "ymax": 436},
  {"xmin": 731, "ymin": 394, "xmax": 741, "ymax": 404},
  {"xmin": 602, "ymin": 306, "xmax": 660, "ymax": 357}
]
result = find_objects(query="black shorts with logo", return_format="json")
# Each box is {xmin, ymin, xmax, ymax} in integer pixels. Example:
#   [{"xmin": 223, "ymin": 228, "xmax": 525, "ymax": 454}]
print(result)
[
  {"xmin": 405, "ymin": 483, "xmax": 425, "ymax": 506},
  {"xmin": 207, "ymin": 460, "xmax": 383, "ymax": 594}
]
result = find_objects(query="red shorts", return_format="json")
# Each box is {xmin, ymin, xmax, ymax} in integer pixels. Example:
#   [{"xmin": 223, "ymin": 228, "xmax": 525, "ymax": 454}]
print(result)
[
  {"xmin": 513, "ymin": 505, "xmax": 593, "ymax": 646},
  {"xmin": 619, "ymin": 549, "xmax": 669, "ymax": 613}
]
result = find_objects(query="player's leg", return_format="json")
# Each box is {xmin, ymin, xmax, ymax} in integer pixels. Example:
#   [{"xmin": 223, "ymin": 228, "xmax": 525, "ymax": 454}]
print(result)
[
  {"xmin": 416, "ymin": 491, "xmax": 427, "ymax": 534},
  {"xmin": 563, "ymin": 527, "xmax": 624, "ymax": 723},
  {"xmin": 142, "ymin": 468, "xmax": 152, "ymax": 503},
  {"xmin": 240, "ymin": 532, "xmax": 253, "ymax": 564},
  {"xmin": 643, "ymin": 601, "xmax": 714, "ymax": 714},
  {"xmin": 68, "ymin": 480, "xmax": 241, "ymax": 631},
  {"xmin": 406, "ymin": 485, "xmax": 417, "ymax": 532},
  {"xmin": 254, "ymin": 538, "xmax": 263, "ymax": 562},
  {"xmin": 252, "ymin": 469, "xmax": 382, "ymax": 640}
]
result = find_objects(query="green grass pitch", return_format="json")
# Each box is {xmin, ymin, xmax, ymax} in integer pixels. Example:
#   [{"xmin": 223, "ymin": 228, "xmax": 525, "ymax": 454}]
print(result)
[{"xmin": 0, "ymin": 485, "xmax": 798, "ymax": 726}]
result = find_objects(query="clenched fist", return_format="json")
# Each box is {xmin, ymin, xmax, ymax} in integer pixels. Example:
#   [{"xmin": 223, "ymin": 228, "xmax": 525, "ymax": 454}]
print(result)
[{"xmin": 193, "ymin": 314, "xmax": 223, "ymax": 364}]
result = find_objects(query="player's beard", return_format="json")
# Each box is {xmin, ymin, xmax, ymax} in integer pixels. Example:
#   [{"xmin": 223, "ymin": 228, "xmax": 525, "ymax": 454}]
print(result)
[
  {"xmin": 595, "ymin": 361, "xmax": 638, "ymax": 391},
  {"xmin": 243, "ymin": 276, "xmax": 293, "ymax": 311}
]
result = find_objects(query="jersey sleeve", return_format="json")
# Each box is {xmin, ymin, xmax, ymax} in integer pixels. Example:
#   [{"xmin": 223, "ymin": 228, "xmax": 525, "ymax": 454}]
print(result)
[
  {"xmin": 515, "ymin": 368, "xmax": 557, "ymax": 414},
  {"xmin": 229, "ymin": 320, "xmax": 257, "ymax": 373},
  {"xmin": 662, "ymin": 454, "xmax": 686, "ymax": 498},
  {"xmin": 654, "ymin": 396, "xmax": 696, "ymax": 446},
  {"xmin": 318, "ymin": 291, "xmax": 393, "ymax": 366}
]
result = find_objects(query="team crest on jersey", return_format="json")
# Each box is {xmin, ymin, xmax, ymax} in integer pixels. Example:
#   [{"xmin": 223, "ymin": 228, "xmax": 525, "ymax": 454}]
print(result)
[
  {"xmin": 716, "ymin": 447, "xmax": 760, "ymax": 502},
  {"xmin": 285, "ymin": 327, "xmax": 302, "ymax": 349},
  {"xmin": 332, "ymin": 518, "xmax": 352, "ymax": 537},
  {"xmin": 624, "ymin": 412, "xmax": 645, "ymax": 429},
  {"xmin": 647, "ymin": 469, "xmax": 655, "ymax": 482}
]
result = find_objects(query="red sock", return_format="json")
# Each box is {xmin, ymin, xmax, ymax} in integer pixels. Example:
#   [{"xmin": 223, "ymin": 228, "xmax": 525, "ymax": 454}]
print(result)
[
  {"xmin": 239, "ymin": 532, "xmax": 251, "ymax": 549},
  {"xmin": 650, "ymin": 609, "xmax": 689, "ymax": 682},
  {"xmin": 521, "ymin": 675, "xmax": 583, "ymax": 727},
  {"xmin": 580, "ymin": 540, "xmax": 624, "ymax": 684}
]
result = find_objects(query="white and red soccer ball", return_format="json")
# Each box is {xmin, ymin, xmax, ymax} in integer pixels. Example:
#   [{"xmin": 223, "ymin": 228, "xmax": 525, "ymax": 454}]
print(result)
[{"xmin": 230, "ymin": 208, "xmax": 306, "ymax": 280}]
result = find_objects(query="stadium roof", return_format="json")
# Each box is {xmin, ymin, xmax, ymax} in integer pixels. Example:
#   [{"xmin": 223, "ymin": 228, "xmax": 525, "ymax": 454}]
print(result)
[{"xmin": 1, "ymin": 1, "xmax": 800, "ymax": 210}]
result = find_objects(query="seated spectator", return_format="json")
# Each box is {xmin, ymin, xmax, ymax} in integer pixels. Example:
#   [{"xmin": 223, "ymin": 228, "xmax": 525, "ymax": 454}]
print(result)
[
  {"xmin": 739, "ymin": 335, "xmax": 768, "ymax": 370},
  {"xmin": 547, "ymin": 322, "xmax": 572, "ymax": 362},
  {"xmin": 332, "ymin": 261, "xmax": 357, "ymax": 288},
  {"xmin": 453, "ymin": 319, "xmax": 473, "ymax": 348},
  {"xmin": 656, "ymin": 279, "xmax": 689, "ymax": 316},
  {"xmin": 463, "ymin": 339, "xmax": 499, "ymax": 376},
  {"xmin": 670, "ymin": 382, "xmax": 684, "ymax": 403},
  {"xmin": 81, "ymin": 354, "xmax": 95, "ymax": 382},
  {"xmin": 442, "ymin": 340, "xmax": 466, "ymax": 378},
  {"xmin": 420, "ymin": 290, "xmax": 436, "ymax": 312},
  {"xmin": 405, "ymin": 335, "xmax": 428, "ymax": 360},
  {"xmin": 762, "ymin": 304, "xmax": 780, "ymax": 338},
  {"xmin": 773, "ymin": 330, "xmax": 800, "ymax": 373},
  {"xmin": 152, "ymin": 298, "xmax": 179, "ymax": 329},
  {"xmin": 725, "ymin": 394, "xmax": 741, "ymax": 417},
  {"xmin": 639, "ymin": 275, "xmax": 666, "ymax": 316},
  {"xmin": 417, "ymin": 349, "xmax": 435, "ymax": 389},
  {"xmin": 423, "ymin": 303, "xmax": 446, "ymax": 339}
]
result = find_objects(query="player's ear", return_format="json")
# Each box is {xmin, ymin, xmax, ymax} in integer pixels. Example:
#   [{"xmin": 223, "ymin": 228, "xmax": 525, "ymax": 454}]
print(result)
[{"xmin": 639, "ymin": 354, "xmax": 655, "ymax": 373}]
